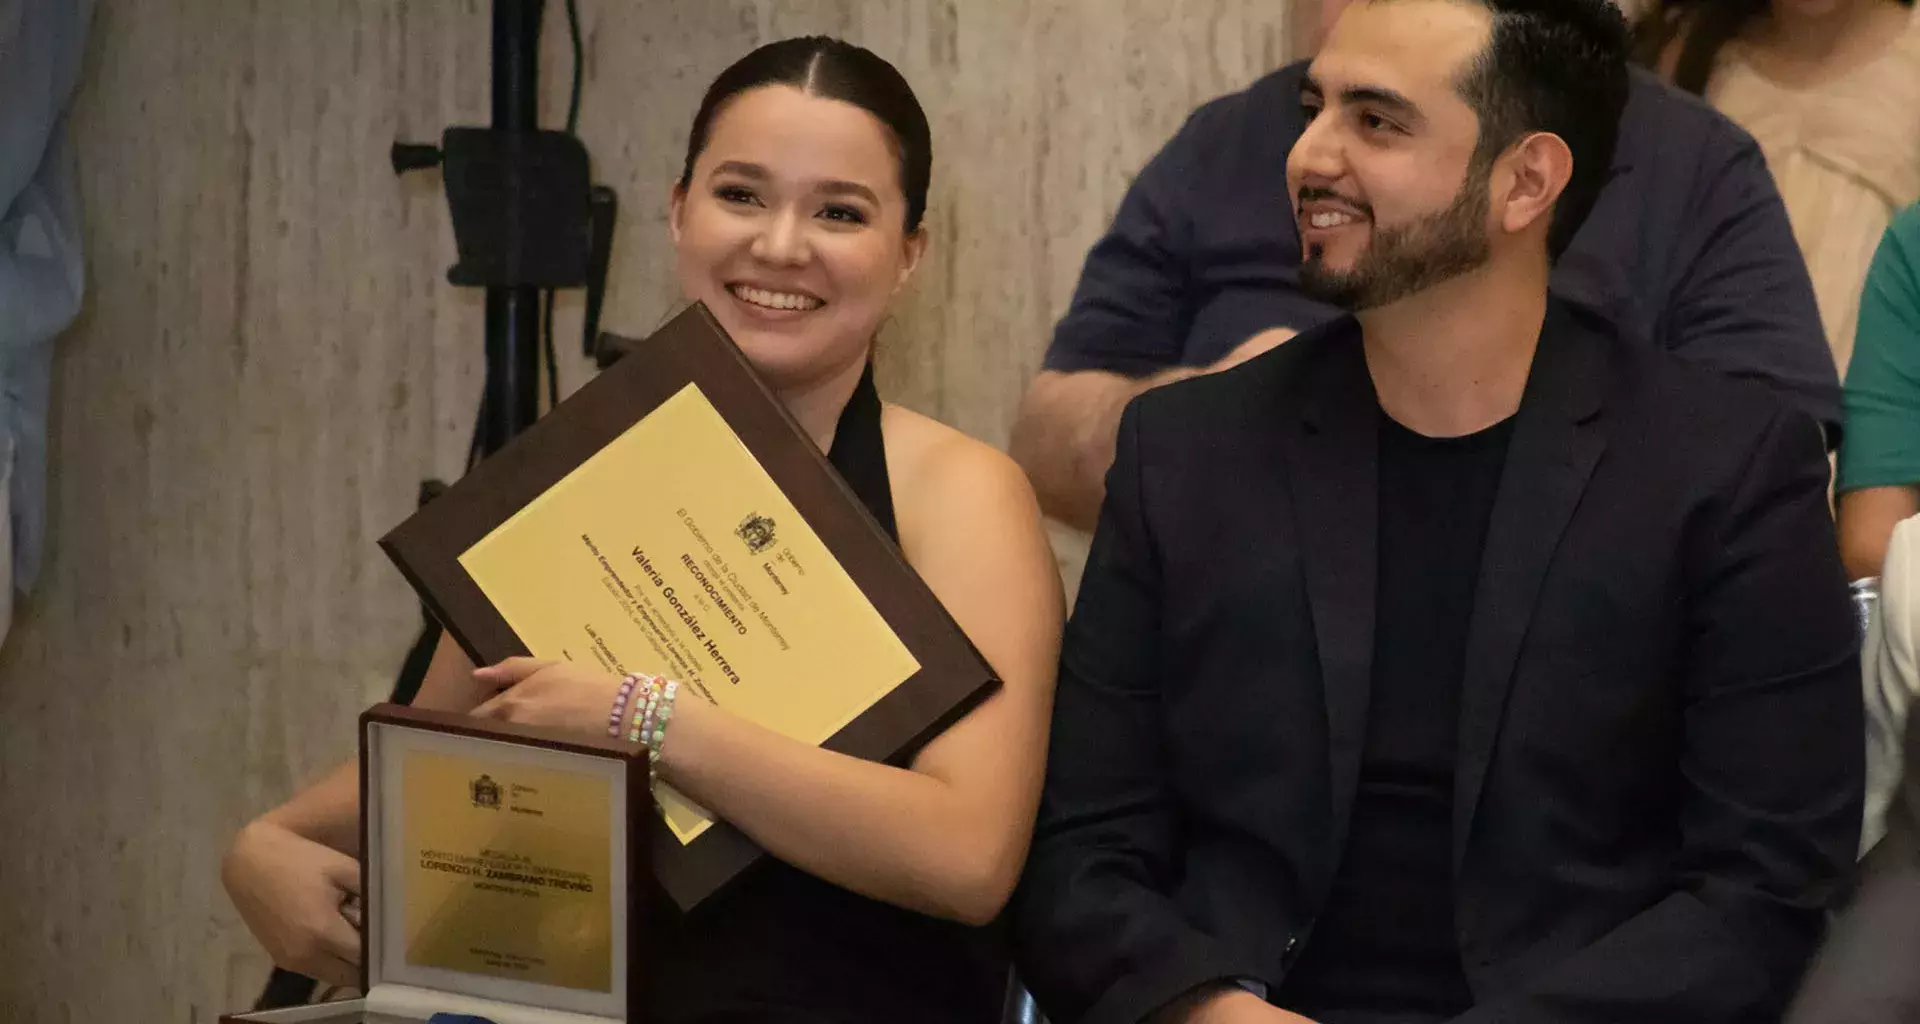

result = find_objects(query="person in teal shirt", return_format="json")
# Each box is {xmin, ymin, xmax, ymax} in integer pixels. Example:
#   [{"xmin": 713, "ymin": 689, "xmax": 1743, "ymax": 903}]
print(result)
[{"xmin": 1841, "ymin": 203, "xmax": 1920, "ymax": 580}]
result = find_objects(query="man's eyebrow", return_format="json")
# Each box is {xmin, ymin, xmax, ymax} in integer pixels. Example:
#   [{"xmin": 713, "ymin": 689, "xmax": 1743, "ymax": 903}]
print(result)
[
  {"xmin": 1300, "ymin": 76, "xmax": 1424, "ymax": 125},
  {"xmin": 1341, "ymin": 85, "xmax": 1422, "ymax": 122}
]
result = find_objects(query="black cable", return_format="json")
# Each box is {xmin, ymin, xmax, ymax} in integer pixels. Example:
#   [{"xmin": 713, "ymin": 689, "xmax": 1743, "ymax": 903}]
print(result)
[
  {"xmin": 565, "ymin": 0, "xmax": 584, "ymax": 134},
  {"xmin": 468, "ymin": 383, "xmax": 488, "ymax": 469},
  {"xmin": 543, "ymin": 291, "xmax": 561, "ymax": 410},
  {"xmin": 538, "ymin": 0, "xmax": 584, "ymax": 414}
]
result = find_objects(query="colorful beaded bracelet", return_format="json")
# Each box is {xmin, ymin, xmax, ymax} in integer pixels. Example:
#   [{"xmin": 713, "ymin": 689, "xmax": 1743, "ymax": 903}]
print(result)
[
  {"xmin": 605, "ymin": 672, "xmax": 644, "ymax": 739},
  {"xmin": 626, "ymin": 676, "xmax": 662, "ymax": 746},
  {"xmin": 644, "ymin": 681, "xmax": 680, "ymax": 767}
]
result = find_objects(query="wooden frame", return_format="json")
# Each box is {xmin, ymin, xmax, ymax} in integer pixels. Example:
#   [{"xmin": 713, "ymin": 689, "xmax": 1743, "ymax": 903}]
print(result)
[{"xmin": 377, "ymin": 303, "xmax": 999, "ymax": 908}]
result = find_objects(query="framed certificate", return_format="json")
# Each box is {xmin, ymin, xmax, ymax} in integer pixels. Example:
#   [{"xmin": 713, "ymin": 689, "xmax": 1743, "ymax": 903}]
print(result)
[
  {"xmin": 378, "ymin": 303, "xmax": 999, "ymax": 909},
  {"xmin": 224, "ymin": 704, "xmax": 647, "ymax": 1024}
]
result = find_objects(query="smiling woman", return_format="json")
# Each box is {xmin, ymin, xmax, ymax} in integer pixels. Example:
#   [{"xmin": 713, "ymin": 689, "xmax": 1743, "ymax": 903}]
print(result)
[
  {"xmin": 668, "ymin": 38, "xmax": 933, "ymax": 435},
  {"xmin": 219, "ymin": 35, "xmax": 1064, "ymax": 1024}
]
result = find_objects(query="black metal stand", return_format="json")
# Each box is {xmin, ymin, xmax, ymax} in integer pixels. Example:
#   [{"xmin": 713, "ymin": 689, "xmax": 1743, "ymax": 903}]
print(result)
[
  {"xmin": 254, "ymin": 0, "xmax": 614, "ymax": 1009},
  {"xmin": 484, "ymin": 0, "xmax": 545, "ymax": 453}
]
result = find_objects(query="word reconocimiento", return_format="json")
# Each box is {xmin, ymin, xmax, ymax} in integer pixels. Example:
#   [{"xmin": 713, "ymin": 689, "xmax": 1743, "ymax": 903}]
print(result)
[{"xmin": 679, "ymin": 553, "xmax": 750, "ymax": 637}]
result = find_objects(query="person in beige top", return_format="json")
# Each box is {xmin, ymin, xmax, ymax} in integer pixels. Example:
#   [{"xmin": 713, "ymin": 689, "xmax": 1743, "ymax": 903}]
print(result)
[{"xmin": 1637, "ymin": 0, "xmax": 1920, "ymax": 374}]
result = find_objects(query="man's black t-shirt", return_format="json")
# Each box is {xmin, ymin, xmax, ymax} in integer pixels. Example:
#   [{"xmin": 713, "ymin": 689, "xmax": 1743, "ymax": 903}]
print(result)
[{"xmin": 1278, "ymin": 408, "xmax": 1516, "ymax": 1023}]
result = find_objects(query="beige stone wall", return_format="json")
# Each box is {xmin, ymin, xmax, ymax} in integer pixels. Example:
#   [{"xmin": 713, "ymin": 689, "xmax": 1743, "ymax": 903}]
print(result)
[{"xmin": 0, "ymin": 2, "xmax": 1296, "ymax": 1018}]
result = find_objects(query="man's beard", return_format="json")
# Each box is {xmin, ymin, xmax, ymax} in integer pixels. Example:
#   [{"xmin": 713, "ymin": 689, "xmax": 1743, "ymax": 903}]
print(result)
[{"xmin": 1298, "ymin": 173, "xmax": 1492, "ymax": 311}]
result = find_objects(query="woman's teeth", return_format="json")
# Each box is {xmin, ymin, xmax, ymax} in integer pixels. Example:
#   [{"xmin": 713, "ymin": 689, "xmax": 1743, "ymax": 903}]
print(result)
[
  {"xmin": 1310, "ymin": 211, "xmax": 1358, "ymax": 229},
  {"xmin": 731, "ymin": 285, "xmax": 823, "ymax": 311}
]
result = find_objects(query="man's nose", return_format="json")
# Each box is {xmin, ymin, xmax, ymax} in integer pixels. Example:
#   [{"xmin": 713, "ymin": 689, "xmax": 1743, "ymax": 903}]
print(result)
[{"xmin": 1288, "ymin": 114, "xmax": 1346, "ymax": 190}]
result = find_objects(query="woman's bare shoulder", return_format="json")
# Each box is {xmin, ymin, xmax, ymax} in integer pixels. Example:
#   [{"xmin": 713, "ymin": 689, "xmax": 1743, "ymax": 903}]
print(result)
[
  {"xmin": 882, "ymin": 404, "xmax": 1028, "ymax": 492},
  {"xmin": 876, "ymin": 407, "xmax": 1063, "ymax": 674},
  {"xmin": 879, "ymin": 404, "xmax": 1044, "ymax": 548}
]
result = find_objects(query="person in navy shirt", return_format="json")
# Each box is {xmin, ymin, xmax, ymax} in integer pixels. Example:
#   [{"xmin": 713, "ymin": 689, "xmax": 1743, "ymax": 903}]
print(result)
[{"xmin": 1010, "ymin": 4, "xmax": 1838, "ymax": 533}]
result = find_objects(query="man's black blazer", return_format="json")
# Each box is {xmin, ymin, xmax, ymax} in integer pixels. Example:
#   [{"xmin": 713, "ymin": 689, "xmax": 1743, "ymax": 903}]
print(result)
[{"xmin": 1014, "ymin": 300, "xmax": 1864, "ymax": 1024}]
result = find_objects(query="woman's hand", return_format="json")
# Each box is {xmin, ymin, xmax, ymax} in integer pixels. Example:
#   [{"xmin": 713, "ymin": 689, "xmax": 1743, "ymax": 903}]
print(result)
[
  {"xmin": 221, "ymin": 820, "xmax": 362, "ymax": 989},
  {"xmin": 471, "ymin": 657, "xmax": 627, "ymax": 738}
]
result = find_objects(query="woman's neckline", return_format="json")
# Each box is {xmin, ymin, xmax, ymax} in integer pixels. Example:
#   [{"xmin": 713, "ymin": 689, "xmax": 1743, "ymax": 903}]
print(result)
[{"xmin": 1723, "ymin": 3, "xmax": 1916, "ymax": 95}]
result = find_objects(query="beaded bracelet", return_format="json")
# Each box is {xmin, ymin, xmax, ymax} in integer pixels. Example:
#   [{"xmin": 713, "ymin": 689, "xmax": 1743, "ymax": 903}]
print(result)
[
  {"xmin": 625, "ymin": 675, "xmax": 662, "ymax": 746},
  {"xmin": 605, "ymin": 673, "xmax": 644, "ymax": 739},
  {"xmin": 624, "ymin": 677, "xmax": 681, "ymax": 779},
  {"xmin": 643, "ymin": 681, "xmax": 680, "ymax": 768},
  {"xmin": 629, "ymin": 677, "xmax": 666, "ymax": 747}
]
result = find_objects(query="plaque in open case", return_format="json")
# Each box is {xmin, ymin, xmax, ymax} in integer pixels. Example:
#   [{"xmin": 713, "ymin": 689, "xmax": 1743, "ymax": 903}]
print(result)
[
  {"xmin": 224, "ymin": 704, "xmax": 648, "ymax": 1024},
  {"xmin": 376, "ymin": 303, "xmax": 1000, "ymax": 910}
]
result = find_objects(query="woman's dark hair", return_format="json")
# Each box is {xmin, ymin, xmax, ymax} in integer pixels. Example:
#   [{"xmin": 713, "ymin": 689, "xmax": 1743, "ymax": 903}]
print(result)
[
  {"xmin": 678, "ymin": 37, "xmax": 932, "ymax": 233},
  {"xmin": 1633, "ymin": 0, "xmax": 1914, "ymax": 96}
]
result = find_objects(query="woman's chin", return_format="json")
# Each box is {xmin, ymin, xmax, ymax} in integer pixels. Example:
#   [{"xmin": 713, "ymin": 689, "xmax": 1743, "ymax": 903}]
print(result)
[
  {"xmin": 729, "ymin": 333, "xmax": 831, "ymax": 386},
  {"xmin": 698, "ymin": 299, "xmax": 874, "ymax": 388}
]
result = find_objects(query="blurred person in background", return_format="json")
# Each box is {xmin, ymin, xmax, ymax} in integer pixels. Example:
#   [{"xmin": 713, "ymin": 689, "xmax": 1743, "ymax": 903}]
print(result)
[
  {"xmin": 1838, "ymin": 204, "xmax": 1920, "ymax": 580},
  {"xmin": 1636, "ymin": 0, "xmax": 1920, "ymax": 375},
  {"xmin": 0, "ymin": 1, "xmax": 93, "ymax": 645},
  {"xmin": 1835, "ymin": 206, "xmax": 1920, "ymax": 852}
]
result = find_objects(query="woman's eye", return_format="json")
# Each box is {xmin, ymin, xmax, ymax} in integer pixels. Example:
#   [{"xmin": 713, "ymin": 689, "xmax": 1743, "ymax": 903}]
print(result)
[
  {"xmin": 714, "ymin": 185, "xmax": 760, "ymax": 206},
  {"xmin": 820, "ymin": 204, "xmax": 869, "ymax": 225}
]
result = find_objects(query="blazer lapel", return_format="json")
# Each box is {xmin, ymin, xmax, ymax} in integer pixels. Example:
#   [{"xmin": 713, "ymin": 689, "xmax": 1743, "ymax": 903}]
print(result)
[
  {"xmin": 1452, "ymin": 304, "xmax": 1610, "ymax": 868},
  {"xmin": 1283, "ymin": 323, "xmax": 1380, "ymax": 856}
]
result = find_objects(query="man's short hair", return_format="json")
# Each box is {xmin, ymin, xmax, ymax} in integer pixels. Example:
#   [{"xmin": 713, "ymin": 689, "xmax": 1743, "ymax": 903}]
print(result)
[{"xmin": 1452, "ymin": 0, "xmax": 1631, "ymax": 258}]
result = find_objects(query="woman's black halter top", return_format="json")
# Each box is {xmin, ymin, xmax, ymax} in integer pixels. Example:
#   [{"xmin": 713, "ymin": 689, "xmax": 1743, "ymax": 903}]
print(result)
[{"xmin": 646, "ymin": 364, "xmax": 1007, "ymax": 1023}]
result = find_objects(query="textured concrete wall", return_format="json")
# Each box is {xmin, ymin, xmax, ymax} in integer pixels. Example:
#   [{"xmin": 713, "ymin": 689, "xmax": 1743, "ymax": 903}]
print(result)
[{"xmin": 0, "ymin": 2, "xmax": 1296, "ymax": 1018}]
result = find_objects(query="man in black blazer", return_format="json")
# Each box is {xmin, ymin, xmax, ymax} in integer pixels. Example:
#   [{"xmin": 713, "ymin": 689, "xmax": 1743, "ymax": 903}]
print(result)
[{"xmin": 1012, "ymin": 1, "xmax": 1863, "ymax": 1022}]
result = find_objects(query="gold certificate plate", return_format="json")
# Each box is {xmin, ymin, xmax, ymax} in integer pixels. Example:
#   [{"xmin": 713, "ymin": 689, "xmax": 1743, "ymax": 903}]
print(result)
[
  {"xmin": 397, "ymin": 747, "xmax": 612, "ymax": 990},
  {"xmin": 379, "ymin": 303, "xmax": 1000, "ymax": 909}
]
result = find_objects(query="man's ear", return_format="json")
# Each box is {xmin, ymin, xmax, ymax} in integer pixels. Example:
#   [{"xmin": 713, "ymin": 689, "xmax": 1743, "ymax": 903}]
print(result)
[
  {"xmin": 1497, "ymin": 132, "xmax": 1573, "ymax": 239},
  {"xmin": 668, "ymin": 183, "xmax": 688, "ymax": 245},
  {"xmin": 894, "ymin": 225, "xmax": 929, "ymax": 294}
]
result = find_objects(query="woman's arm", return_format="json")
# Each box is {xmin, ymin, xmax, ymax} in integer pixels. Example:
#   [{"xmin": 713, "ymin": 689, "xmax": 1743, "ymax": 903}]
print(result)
[
  {"xmin": 479, "ymin": 438, "xmax": 1066, "ymax": 924},
  {"xmin": 1840, "ymin": 486, "xmax": 1920, "ymax": 581},
  {"xmin": 221, "ymin": 632, "xmax": 488, "ymax": 985},
  {"xmin": 653, "ymin": 443, "xmax": 1062, "ymax": 924},
  {"xmin": 1837, "ymin": 208, "xmax": 1920, "ymax": 580}
]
